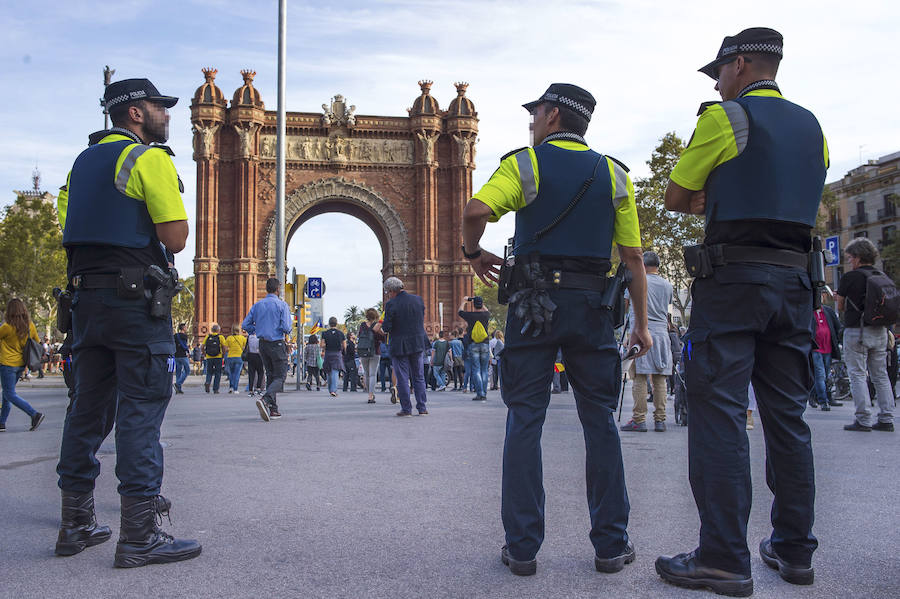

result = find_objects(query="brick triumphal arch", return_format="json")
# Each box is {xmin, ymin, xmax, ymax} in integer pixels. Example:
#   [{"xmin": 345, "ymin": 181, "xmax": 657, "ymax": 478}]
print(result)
[{"xmin": 189, "ymin": 69, "xmax": 478, "ymax": 336}]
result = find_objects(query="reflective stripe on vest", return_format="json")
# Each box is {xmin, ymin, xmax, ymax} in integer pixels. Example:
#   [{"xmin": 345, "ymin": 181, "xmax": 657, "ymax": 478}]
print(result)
[
  {"xmin": 705, "ymin": 95, "xmax": 825, "ymax": 227},
  {"xmin": 114, "ymin": 144, "xmax": 152, "ymax": 195},
  {"xmin": 609, "ymin": 158, "xmax": 629, "ymax": 209},
  {"xmin": 63, "ymin": 140, "xmax": 156, "ymax": 248},
  {"xmin": 513, "ymin": 143, "xmax": 615, "ymax": 258},
  {"xmin": 515, "ymin": 151, "xmax": 538, "ymax": 206}
]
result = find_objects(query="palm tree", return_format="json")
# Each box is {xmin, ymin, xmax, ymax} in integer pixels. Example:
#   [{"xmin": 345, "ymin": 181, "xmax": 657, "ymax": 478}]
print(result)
[{"xmin": 344, "ymin": 305, "xmax": 363, "ymax": 332}]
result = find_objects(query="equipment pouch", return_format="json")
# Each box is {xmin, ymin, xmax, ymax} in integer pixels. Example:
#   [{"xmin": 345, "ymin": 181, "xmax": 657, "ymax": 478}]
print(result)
[
  {"xmin": 683, "ymin": 244, "xmax": 713, "ymax": 279},
  {"xmin": 54, "ymin": 287, "xmax": 73, "ymax": 333},
  {"xmin": 810, "ymin": 236, "xmax": 826, "ymax": 309},
  {"xmin": 117, "ymin": 267, "xmax": 145, "ymax": 300}
]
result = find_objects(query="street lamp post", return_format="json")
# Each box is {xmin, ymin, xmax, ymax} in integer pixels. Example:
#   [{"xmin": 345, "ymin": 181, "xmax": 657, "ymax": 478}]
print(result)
[{"xmin": 275, "ymin": 0, "xmax": 287, "ymax": 293}]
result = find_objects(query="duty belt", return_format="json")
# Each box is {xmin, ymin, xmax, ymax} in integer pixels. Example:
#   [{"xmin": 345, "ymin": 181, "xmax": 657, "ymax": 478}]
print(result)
[
  {"xmin": 543, "ymin": 270, "xmax": 609, "ymax": 292},
  {"xmin": 70, "ymin": 273, "xmax": 119, "ymax": 289},
  {"xmin": 708, "ymin": 244, "xmax": 809, "ymax": 269}
]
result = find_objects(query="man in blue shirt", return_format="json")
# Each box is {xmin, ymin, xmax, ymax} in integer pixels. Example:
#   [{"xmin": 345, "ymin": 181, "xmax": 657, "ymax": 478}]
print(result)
[{"xmin": 242, "ymin": 278, "xmax": 292, "ymax": 422}]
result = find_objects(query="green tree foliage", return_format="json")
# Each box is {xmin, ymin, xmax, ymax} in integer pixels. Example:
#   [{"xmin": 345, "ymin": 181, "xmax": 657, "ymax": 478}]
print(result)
[
  {"xmin": 472, "ymin": 278, "xmax": 507, "ymax": 335},
  {"xmin": 633, "ymin": 132, "xmax": 704, "ymax": 322},
  {"xmin": 0, "ymin": 195, "xmax": 67, "ymax": 336},
  {"xmin": 171, "ymin": 276, "xmax": 195, "ymax": 335}
]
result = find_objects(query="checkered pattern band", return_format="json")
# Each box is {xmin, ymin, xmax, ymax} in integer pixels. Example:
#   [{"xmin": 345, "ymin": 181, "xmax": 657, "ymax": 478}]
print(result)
[
  {"xmin": 737, "ymin": 80, "xmax": 781, "ymax": 97},
  {"xmin": 104, "ymin": 89, "xmax": 148, "ymax": 110},
  {"xmin": 539, "ymin": 93, "xmax": 592, "ymax": 121},
  {"xmin": 721, "ymin": 43, "xmax": 783, "ymax": 58},
  {"xmin": 542, "ymin": 131, "xmax": 588, "ymax": 145}
]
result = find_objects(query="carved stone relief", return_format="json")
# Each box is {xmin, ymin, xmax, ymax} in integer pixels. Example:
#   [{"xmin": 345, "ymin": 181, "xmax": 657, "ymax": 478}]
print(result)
[
  {"xmin": 232, "ymin": 123, "xmax": 261, "ymax": 159},
  {"xmin": 259, "ymin": 135, "xmax": 413, "ymax": 165},
  {"xmin": 192, "ymin": 123, "xmax": 220, "ymax": 159}
]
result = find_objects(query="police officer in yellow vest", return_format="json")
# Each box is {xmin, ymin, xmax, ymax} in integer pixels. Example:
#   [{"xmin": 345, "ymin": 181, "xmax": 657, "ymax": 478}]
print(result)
[
  {"xmin": 655, "ymin": 29, "xmax": 827, "ymax": 596},
  {"xmin": 55, "ymin": 78, "xmax": 201, "ymax": 567},
  {"xmin": 462, "ymin": 83, "xmax": 651, "ymax": 576}
]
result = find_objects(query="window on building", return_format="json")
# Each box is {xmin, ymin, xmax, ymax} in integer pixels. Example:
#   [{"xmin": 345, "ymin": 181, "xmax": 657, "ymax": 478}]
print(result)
[
  {"xmin": 855, "ymin": 230, "xmax": 868, "ymax": 238},
  {"xmin": 857, "ymin": 201, "xmax": 865, "ymax": 217},
  {"xmin": 885, "ymin": 194, "xmax": 897, "ymax": 218}
]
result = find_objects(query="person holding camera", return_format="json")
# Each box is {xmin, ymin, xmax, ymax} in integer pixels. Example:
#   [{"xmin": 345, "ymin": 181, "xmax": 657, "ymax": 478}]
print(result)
[
  {"xmin": 55, "ymin": 78, "xmax": 200, "ymax": 567},
  {"xmin": 458, "ymin": 296, "xmax": 491, "ymax": 401},
  {"xmin": 462, "ymin": 83, "xmax": 649, "ymax": 577}
]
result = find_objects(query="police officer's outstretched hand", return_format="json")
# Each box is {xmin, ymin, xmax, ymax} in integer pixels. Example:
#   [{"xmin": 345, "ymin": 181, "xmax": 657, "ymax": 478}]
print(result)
[
  {"xmin": 629, "ymin": 326, "xmax": 653, "ymax": 359},
  {"xmin": 468, "ymin": 250, "xmax": 504, "ymax": 286}
]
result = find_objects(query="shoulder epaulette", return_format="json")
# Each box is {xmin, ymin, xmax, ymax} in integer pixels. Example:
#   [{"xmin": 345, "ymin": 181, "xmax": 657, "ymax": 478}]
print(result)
[
  {"xmin": 500, "ymin": 146, "xmax": 529, "ymax": 161},
  {"xmin": 149, "ymin": 143, "xmax": 175, "ymax": 156},
  {"xmin": 697, "ymin": 101, "xmax": 721, "ymax": 116},
  {"xmin": 607, "ymin": 155, "xmax": 630, "ymax": 173}
]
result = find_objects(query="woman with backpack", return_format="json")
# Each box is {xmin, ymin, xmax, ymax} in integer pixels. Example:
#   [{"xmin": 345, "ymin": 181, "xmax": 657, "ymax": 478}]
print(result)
[
  {"xmin": 357, "ymin": 308, "xmax": 385, "ymax": 403},
  {"xmin": 0, "ymin": 299, "xmax": 44, "ymax": 432}
]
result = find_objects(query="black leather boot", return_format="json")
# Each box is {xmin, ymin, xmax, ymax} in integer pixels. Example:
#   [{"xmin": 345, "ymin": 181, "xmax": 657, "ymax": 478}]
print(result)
[
  {"xmin": 113, "ymin": 495, "xmax": 201, "ymax": 568},
  {"xmin": 55, "ymin": 491, "xmax": 112, "ymax": 556}
]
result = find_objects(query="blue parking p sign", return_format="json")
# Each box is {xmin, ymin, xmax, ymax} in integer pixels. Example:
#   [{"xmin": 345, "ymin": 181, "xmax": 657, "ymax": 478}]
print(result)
[
  {"xmin": 824, "ymin": 236, "xmax": 840, "ymax": 267},
  {"xmin": 306, "ymin": 277, "xmax": 324, "ymax": 298}
]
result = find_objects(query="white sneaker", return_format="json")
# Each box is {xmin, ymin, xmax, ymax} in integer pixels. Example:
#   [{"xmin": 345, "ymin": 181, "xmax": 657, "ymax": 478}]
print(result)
[
  {"xmin": 437, "ymin": 385, "xmax": 446, "ymax": 392},
  {"xmin": 255, "ymin": 398, "xmax": 270, "ymax": 422}
]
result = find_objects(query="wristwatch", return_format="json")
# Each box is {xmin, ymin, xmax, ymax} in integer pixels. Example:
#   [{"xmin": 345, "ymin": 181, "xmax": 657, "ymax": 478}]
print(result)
[{"xmin": 462, "ymin": 245, "xmax": 482, "ymax": 259}]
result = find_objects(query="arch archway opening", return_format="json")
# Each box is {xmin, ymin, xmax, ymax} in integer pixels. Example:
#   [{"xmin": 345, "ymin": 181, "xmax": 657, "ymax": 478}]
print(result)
[{"xmin": 285, "ymin": 208, "xmax": 385, "ymax": 327}]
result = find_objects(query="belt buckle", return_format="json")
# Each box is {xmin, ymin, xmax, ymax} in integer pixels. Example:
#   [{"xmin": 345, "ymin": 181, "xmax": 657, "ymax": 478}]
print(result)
[{"xmin": 72, "ymin": 275, "xmax": 83, "ymax": 289}]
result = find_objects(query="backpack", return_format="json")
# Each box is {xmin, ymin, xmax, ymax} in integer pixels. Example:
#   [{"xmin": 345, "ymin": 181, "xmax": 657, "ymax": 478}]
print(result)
[
  {"xmin": 204, "ymin": 334, "xmax": 221, "ymax": 356},
  {"xmin": 859, "ymin": 269, "xmax": 900, "ymax": 326},
  {"xmin": 357, "ymin": 323, "xmax": 375, "ymax": 357},
  {"xmin": 471, "ymin": 320, "xmax": 489, "ymax": 343}
]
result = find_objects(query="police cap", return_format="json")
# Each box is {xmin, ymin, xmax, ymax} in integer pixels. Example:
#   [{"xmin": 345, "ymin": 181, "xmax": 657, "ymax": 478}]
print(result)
[
  {"xmin": 522, "ymin": 83, "xmax": 595, "ymax": 122},
  {"xmin": 104, "ymin": 78, "xmax": 178, "ymax": 111},
  {"xmin": 698, "ymin": 27, "xmax": 783, "ymax": 80}
]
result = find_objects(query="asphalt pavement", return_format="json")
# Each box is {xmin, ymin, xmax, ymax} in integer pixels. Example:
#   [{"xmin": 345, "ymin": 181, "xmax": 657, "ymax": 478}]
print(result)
[{"xmin": 1, "ymin": 373, "xmax": 898, "ymax": 599}]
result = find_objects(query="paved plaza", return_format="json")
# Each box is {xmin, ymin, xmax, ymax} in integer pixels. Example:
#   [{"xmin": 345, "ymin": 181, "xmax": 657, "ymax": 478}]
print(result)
[{"xmin": 2, "ymin": 374, "xmax": 898, "ymax": 598}]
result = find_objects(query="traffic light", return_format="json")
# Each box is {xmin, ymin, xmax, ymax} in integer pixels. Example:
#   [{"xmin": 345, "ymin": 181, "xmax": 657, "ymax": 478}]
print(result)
[
  {"xmin": 300, "ymin": 300, "xmax": 311, "ymax": 328},
  {"xmin": 284, "ymin": 283, "xmax": 295, "ymax": 308}
]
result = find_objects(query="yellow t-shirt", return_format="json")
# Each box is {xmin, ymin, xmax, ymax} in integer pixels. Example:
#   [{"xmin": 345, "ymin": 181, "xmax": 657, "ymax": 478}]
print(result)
[
  {"xmin": 670, "ymin": 89, "xmax": 829, "ymax": 191},
  {"xmin": 473, "ymin": 140, "xmax": 641, "ymax": 248},
  {"xmin": 224, "ymin": 335, "xmax": 247, "ymax": 358},
  {"xmin": 0, "ymin": 322, "xmax": 40, "ymax": 368},
  {"xmin": 57, "ymin": 133, "xmax": 188, "ymax": 230}
]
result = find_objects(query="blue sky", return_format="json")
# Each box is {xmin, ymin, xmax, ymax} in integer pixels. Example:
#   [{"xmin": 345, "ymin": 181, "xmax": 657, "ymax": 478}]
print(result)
[{"xmin": 2, "ymin": 0, "xmax": 897, "ymax": 319}]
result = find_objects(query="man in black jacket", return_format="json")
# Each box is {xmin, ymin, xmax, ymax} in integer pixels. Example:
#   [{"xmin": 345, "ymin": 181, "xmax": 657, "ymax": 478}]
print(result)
[
  {"xmin": 811, "ymin": 295, "xmax": 843, "ymax": 410},
  {"xmin": 375, "ymin": 277, "xmax": 429, "ymax": 416}
]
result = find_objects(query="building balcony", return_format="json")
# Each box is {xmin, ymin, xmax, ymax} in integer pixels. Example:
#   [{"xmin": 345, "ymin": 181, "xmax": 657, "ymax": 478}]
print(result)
[
  {"xmin": 826, "ymin": 218, "xmax": 842, "ymax": 231},
  {"xmin": 850, "ymin": 213, "xmax": 868, "ymax": 226},
  {"xmin": 877, "ymin": 207, "xmax": 897, "ymax": 220}
]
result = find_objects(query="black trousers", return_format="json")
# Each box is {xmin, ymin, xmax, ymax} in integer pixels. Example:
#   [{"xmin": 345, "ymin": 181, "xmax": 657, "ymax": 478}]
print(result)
[
  {"xmin": 343, "ymin": 359, "xmax": 358, "ymax": 391},
  {"xmin": 684, "ymin": 264, "xmax": 817, "ymax": 575},
  {"xmin": 500, "ymin": 289, "xmax": 629, "ymax": 562},
  {"xmin": 259, "ymin": 339, "xmax": 289, "ymax": 408},
  {"xmin": 57, "ymin": 289, "xmax": 173, "ymax": 497},
  {"xmin": 247, "ymin": 353, "xmax": 264, "ymax": 391}
]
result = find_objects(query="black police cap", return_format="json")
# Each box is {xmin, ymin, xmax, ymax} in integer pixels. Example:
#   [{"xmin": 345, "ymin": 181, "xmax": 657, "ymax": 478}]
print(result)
[
  {"xmin": 522, "ymin": 83, "xmax": 595, "ymax": 122},
  {"xmin": 699, "ymin": 27, "xmax": 784, "ymax": 79},
  {"xmin": 104, "ymin": 78, "xmax": 178, "ymax": 111}
]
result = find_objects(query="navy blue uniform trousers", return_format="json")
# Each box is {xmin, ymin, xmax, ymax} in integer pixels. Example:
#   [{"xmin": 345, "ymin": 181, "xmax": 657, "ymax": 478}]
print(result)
[
  {"xmin": 684, "ymin": 263, "xmax": 817, "ymax": 575},
  {"xmin": 500, "ymin": 289, "xmax": 630, "ymax": 561},
  {"xmin": 57, "ymin": 288, "xmax": 175, "ymax": 497}
]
